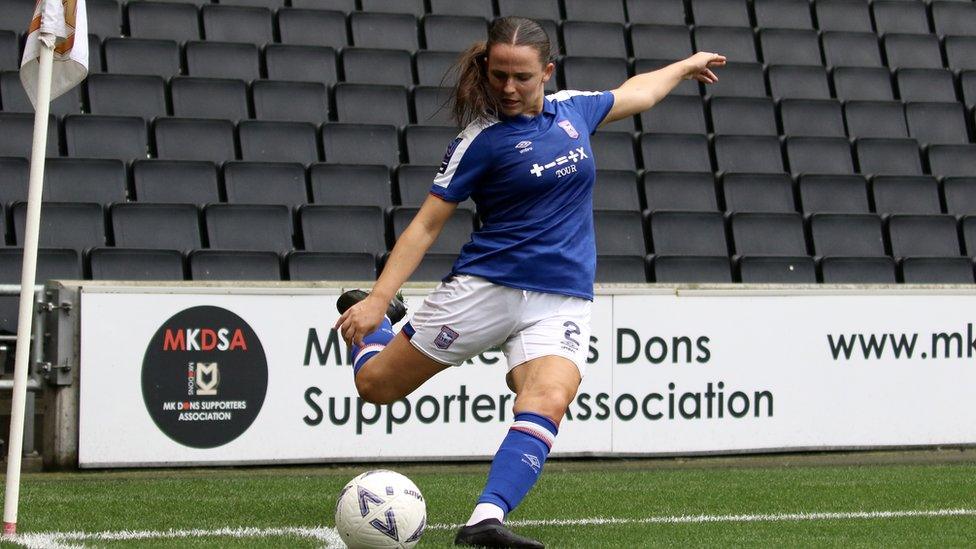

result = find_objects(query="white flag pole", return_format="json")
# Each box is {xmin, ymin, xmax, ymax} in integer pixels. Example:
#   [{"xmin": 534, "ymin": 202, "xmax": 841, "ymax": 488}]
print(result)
[{"xmin": 2, "ymin": 37, "xmax": 55, "ymax": 538}]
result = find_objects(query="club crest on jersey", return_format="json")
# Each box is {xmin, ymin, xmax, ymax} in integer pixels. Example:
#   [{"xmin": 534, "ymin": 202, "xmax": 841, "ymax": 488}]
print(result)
[
  {"xmin": 557, "ymin": 120, "xmax": 579, "ymax": 139},
  {"xmin": 434, "ymin": 325, "xmax": 459, "ymax": 350}
]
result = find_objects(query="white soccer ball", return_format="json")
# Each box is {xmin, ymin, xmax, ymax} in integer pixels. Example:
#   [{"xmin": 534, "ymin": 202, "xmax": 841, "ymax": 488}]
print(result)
[{"xmin": 335, "ymin": 470, "xmax": 427, "ymax": 549}]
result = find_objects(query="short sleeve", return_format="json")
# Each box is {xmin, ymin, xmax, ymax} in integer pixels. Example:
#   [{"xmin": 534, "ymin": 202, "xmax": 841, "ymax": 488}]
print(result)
[
  {"xmin": 430, "ymin": 120, "xmax": 496, "ymax": 202},
  {"xmin": 548, "ymin": 90, "xmax": 615, "ymax": 134}
]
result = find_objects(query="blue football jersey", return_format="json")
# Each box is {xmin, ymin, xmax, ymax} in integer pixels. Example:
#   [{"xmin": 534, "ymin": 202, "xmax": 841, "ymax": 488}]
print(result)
[{"xmin": 429, "ymin": 90, "xmax": 615, "ymax": 300}]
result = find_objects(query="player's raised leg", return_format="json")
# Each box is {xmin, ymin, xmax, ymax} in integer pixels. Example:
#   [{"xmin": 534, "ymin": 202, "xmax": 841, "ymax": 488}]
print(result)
[
  {"xmin": 335, "ymin": 289, "xmax": 451, "ymax": 404},
  {"xmin": 455, "ymin": 355, "xmax": 581, "ymax": 548}
]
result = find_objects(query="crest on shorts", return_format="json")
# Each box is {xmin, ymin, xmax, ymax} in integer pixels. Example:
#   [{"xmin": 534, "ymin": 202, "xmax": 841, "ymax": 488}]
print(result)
[
  {"xmin": 557, "ymin": 120, "xmax": 579, "ymax": 139},
  {"xmin": 434, "ymin": 325, "xmax": 460, "ymax": 350}
]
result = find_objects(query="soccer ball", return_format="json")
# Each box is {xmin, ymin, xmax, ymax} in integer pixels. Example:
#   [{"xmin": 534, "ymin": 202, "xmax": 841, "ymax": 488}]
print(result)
[{"xmin": 335, "ymin": 470, "xmax": 427, "ymax": 549}]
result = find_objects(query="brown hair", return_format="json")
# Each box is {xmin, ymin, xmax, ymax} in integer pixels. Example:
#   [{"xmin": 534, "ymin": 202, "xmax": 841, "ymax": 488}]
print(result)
[{"xmin": 448, "ymin": 17, "xmax": 553, "ymax": 127}]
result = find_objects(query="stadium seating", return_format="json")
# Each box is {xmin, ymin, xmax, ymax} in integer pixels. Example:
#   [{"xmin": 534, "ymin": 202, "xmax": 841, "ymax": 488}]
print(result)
[{"xmin": 0, "ymin": 0, "xmax": 971, "ymax": 286}]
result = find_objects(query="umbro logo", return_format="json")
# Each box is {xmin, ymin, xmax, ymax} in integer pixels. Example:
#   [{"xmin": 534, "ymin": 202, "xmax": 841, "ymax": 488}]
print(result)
[{"xmin": 515, "ymin": 140, "xmax": 534, "ymax": 154}]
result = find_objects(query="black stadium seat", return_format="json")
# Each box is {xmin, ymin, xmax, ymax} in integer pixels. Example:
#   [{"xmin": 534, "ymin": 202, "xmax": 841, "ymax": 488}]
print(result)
[
  {"xmin": 321, "ymin": 124, "xmax": 400, "ymax": 168},
  {"xmin": 126, "ymin": 1, "xmax": 200, "ymax": 42},
  {"xmin": 287, "ymin": 251, "xmax": 377, "ymax": 281},
  {"xmin": 844, "ymin": 101, "xmax": 908, "ymax": 139},
  {"xmin": 691, "ymin": 0, "xmax": 750, "ymax": 27},
  {"xmin": 821, "ymin": 32, "xmax": 883, "ymax": 68},
  {"xmin": 277, "ymin": 8, "xmax": 348, "ymax": 49},
  {"xmin": 405, "ymin": 126, "xmax": 461, "ymax": 165},
  {"xmin": 89, "ymin": 248, "xmax": 184, "ymax": 281},
  {"xmin": 238, "ymin": 120, "xmax": 320, "ymax": 165},
  {"xmin": 710, "ymin": 97, "xmax": 777, "ymax": 136},
  {"xmin": 170, "ymin": 77, "xmax": 249, "ymax": 121},
  {"xmin": 647, "ymin": 211, "xmax": 727, "ymax": 256},
  {"xmin": 189, "ymin": 250, "xmax": 282, "ymax": 281},
  {"xmin": 349, "ymin": 12, "xmax": 419, "ymax": 51},
  {"xmin": 204, "ymin": 204, "xmax": 294, "ymax": 252},
  {"xmin": 595, "ymin": 255, "xmax": 646, "ymax": 282},
  {"xmin": 202, "ymin": 5, "xmax": 273, "ymax": 47},
  {"xmin": 423, "ymin": 15, "xmax": 488, "ymax": 52},
  {"xmin": 111, "ymin": 203, "xmax": 202, "ymax": 251},
  {"xmin": 630, "ymin": 25, "xmax": 693, "ymax": 60},
  {"xmin": 730, "ymin": 213, "xmax": 807, "ymax": 256},
  {"xmin": 872, "ymin": 0, "xmax": 930, "ymax": 35},
  {"xmin": 855, "ymin": 138, "xmax": 923, "ymax": 177},
  {"xmin": 185, "ymin": 41, "xmax": 261, "ymax": 81},
  {"xmin": 944, "ymin": 178, "xmax": 976, "ymax": 217},
  {"xmin": 798, "ymin": 175, "xmax": 870, "ymax": 214},
  {"xmin": 786, "ymin": 137, "xmax": 854, "ymax": 175},
  {"xmin": 300, "ymin": 205, "xmax": 387, "ymax": 254},
  {"xmin": 779, "ymin": 99, "xmax": 846, "ymax": 138},
  {"xmin": 564, "ymin": 0, "xmax": 626, "ymax": 23},
  {"xmin": 86, "ymin": 73, "xmax": 167, "ymax": 119},
  {"xmin": 738, "ymin": 256, "xmax": 817, "ymax": 283},
  {"xmin": 334, "ymin": 84, "xmax": 410, "ymax": 126},
  {"xmin": 896, "ymin": 69, "xmax": 957, "ymax": 103},
  {"xmin": 43, "ymin": 158, "xmax": 127, "ymax": 206},
  {"xmin": 0, "ymin": 157, "xmax": 29, "ymax": 206},
  {"xmin": 63, "ymin": 115, "xmax": 148, "ymax": 162},
  {"xmin": 928, "ymin": 145, "xmax": 976, "ymax": 178},
  {"xmin": 361, "ymin": 0, "xmax": 425, "ymax": 17},
  {"xmin": 643, "ymin": 171, "xmax": 718, "ymax": 212},
  {"xmin": 312, "ymin": 164, "xmax": 393, "ymax": 208},
  {"xmin": 651, "ymin": 255, "xmax": 733, "ymax": 283},
  {"xmin": 429, "ymin": 0, "xmax": 493, "ymax": 18},
  {"xmin": 883, "ymin": 34, "xmax": 944, "ymax": 70},
  {"xmin": 932, "ymin": 1, "xmax": 976, "ymax": 38},
  {"xmin": 265, "ymin": 45, "xmax": 339, "ymax": 86},
  {"xmin": 713, "ymin": 135, "xmax": 783, "ymax": 174},
  {"xmin": 593, "ymin": 170, "xmax": 641, "ymax": 212},
  {"xmin": 640, "ymin": 95, "xmax": 706, "ymax": 135},
  {"xmin": 12, "ymin": 202, "xmax": 105, "ymax": 252},
  {"xmin": 223, "ymin": 161, "xmax": 308, "ymax": 209},
  {"xmin": 626, "ymin": 0, "xmax": 687, "ymax": 25},
  {"xmin": 0, "ymin": 113, "xmax": 59, "ymax": 158},
  {"xmin": 820, "ymin": 256, "xmax": 897, "ymax": 283},
  {"xmin": 0, "ymin": 31, "xmax": 18, "ymax": 71},
  {"xmin": 810, "ymin": 214, "xmax": 886, "ymax": 257},
  {"xmin": 696, "ymin": 26, "xmax": 756, "ymax": 64},
  {"xmin": 103, "ymin": 38, "xmax": 181, "ymax": 78},
  {"xmin": 132, "ymin": 160, "xmax": 220, "ymax": 206},
  {"xmin": 341, "ymin": 48, "xmax": 414, "ymax": 86},
  {"xmin": 871, "ymin": 176, "xmax": 942, "ymax": 216},
  {"xmin": 722, "ymin": 173, "xmax": 795, "ymax": 214},
  {"xmin": 759, "ymin": 29, "xmax": 822, "ymax": 66},
  {"xmin": 640, "ymin": 134, "xmax": 710, "ymax": 172},
  {"xmin": 497, "ymin": 0, "xmax": 560, "ymax": 21},
  {"xmin": 593, "ymin": 210, "xmax": 646, "ymax": 255},
  {"xmin": 413, "ymin": 86, "xmax": 456, "ymax": 127},
  {"xmin": 154, "ymin": 118, "xmax": 237, "ymax": 164},
  {"xmin": 767, "ymin": 65, "xmax": 831, "ymax": 100},
  {"xmin": 252, "ymin": 80, "xmax": 329, "ymax": 124},
  {"xmin": 901, "ymin": 257, "xmax": 975, "ymax": 284},
  {"xmin": 562, "ymin": 22, "xmax": 628, "ymax": 58},
  {"xmin": 887, "ymin": 215, "xmax": 961, "ymax": 258},
  {"xmin": 832, "ymin": 67, "xmax": 895, "ymax": 101},
  {"xmin": 754, "ymin": 0, "xmax": 813, "ymax": 30}
]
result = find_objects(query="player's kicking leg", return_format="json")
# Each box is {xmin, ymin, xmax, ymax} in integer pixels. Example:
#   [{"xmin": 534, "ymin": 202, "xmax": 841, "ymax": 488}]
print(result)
[
  {"xmin": 336, "ymin": 289, "xmax": 451, "ymax": 403},
  {"xmin": 454, "ymin": 355, "xmax": 581, "ymax": 548}
]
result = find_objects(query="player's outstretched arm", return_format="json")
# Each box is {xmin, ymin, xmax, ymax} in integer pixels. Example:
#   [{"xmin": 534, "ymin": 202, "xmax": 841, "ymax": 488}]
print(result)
[
  {"xmin": 602, "ymin": 51, "xmax": 727, "ymax": 125},
  {"xmin": 335, "ymin": 194, "xmax": 458, "ymax": 345}
]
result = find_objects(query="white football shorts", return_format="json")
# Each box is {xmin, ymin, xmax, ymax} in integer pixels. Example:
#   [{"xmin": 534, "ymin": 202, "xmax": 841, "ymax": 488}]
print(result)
[{"xmin": 404, "ymin": 274, "xmax": 592, "ymax": 375}]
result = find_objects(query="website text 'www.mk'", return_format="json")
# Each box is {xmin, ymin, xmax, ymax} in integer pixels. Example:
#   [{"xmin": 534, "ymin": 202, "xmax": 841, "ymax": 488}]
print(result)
[{"xmin": 827, "ymin": 323, "xmax": 976, "ymax": 360}]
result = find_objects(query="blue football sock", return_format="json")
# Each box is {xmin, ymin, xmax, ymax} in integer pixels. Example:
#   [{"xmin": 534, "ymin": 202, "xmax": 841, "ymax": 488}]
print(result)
[
  {"xmin": 477, "ymin": 412, "xmax": 558, "ymax": 516},
  {"xmin": 350, "ymin": 316, "xmax": 394, "ymax": 375}
]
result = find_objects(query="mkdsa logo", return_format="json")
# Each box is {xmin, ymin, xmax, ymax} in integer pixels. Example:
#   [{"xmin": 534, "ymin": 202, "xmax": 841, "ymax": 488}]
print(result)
[{"xmin": 557, "ymin": 120, "xmax": 579, "ymax": 139}]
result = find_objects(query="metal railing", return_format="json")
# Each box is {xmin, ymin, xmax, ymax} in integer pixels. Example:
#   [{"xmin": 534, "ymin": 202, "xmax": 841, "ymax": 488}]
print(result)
[{"xmin": 0, "ymin": 284, "xmax": 47, "ymax": 457}]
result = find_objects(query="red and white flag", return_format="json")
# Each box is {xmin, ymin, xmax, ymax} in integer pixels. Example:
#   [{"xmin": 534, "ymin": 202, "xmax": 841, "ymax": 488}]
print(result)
[{"xmin": 19, "ymin": 0, "xmax": 89, "ymax": 107}]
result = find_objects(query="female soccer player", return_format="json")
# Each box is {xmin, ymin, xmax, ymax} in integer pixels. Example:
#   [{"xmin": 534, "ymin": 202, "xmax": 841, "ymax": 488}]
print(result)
[{"xmin": 335, "ymin": 17, "xmax": 725, "ymax": 548}]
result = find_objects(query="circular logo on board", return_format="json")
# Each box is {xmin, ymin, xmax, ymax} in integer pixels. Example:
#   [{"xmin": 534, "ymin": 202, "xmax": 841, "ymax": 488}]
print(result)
[{"xmin": 141, "ymin": 306, "xmax": 268, "ymax": 449}]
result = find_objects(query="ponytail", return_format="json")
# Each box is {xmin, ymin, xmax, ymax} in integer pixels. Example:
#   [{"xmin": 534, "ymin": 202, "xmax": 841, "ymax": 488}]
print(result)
[{"xmin": 450, "ymin": 41, "xmax": 499, "ymax": 127}]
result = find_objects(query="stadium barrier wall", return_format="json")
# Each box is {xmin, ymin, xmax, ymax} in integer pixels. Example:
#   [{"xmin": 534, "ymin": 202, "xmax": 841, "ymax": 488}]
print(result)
[{"xmin": 42, "ymin": 281, "xmax": 976, "ymax": 468}]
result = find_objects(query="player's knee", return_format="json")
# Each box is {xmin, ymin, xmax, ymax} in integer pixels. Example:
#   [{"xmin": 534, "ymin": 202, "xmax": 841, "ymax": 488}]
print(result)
[
  {"xmin": 354, "ymin": 367, "xmax": 400, "ymax": 405},
  {"xmin": 517, "ymin": 387, "xmax": 574, "ymax": 422}
]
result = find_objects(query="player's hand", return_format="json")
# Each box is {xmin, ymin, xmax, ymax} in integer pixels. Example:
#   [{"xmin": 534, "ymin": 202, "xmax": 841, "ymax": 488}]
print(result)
[
  {"xmin": 334, "ymin": 294, "xmax": 388, "ymax": 347},
  {"xmin": 680, "ymin": 52, "xmax": 727, "ymax": 84}
]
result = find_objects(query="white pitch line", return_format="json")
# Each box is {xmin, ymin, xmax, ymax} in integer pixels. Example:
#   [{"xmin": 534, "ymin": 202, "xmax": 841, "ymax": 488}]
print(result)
[
  {"xmin": 8, "ymin": 509, "xmax": 976, "ymax": 548},
  {"xmin": 427, "ymin": 508, "xmax": 976, "ymax": 530},
  {"xmin": 9, "ymin": 526, "xmax": 345, "ymax": 549}
]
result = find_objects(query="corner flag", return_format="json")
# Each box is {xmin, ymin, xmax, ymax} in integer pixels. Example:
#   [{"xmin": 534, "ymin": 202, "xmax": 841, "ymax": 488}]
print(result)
[
  {"xmin": 4, "ymin": 0, "xmax": 89, "ymax": 538},
  {"xmin": 20, "ymin": 0, "xmax": 89, "ymax": 106}
]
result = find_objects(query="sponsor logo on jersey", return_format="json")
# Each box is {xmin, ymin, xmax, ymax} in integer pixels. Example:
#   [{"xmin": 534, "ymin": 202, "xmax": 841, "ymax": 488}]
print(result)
[
  {"xmin": 529, "ymin": 147, "xmax": 590, "ymax": 178},
  {"xmin": 438, "ymin": 137, "xmax": 463, "ymax": 174},
  {"xmin": 515, "ymin": 140, "xmax": 534, "ymax": 154},
  {"xmin": 434, "ymin": 325, "xmax": 460, "ymax": 350},
  {"xmin": 557, "ymin": 119, "xmax": 579, "ymax": 139}
]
